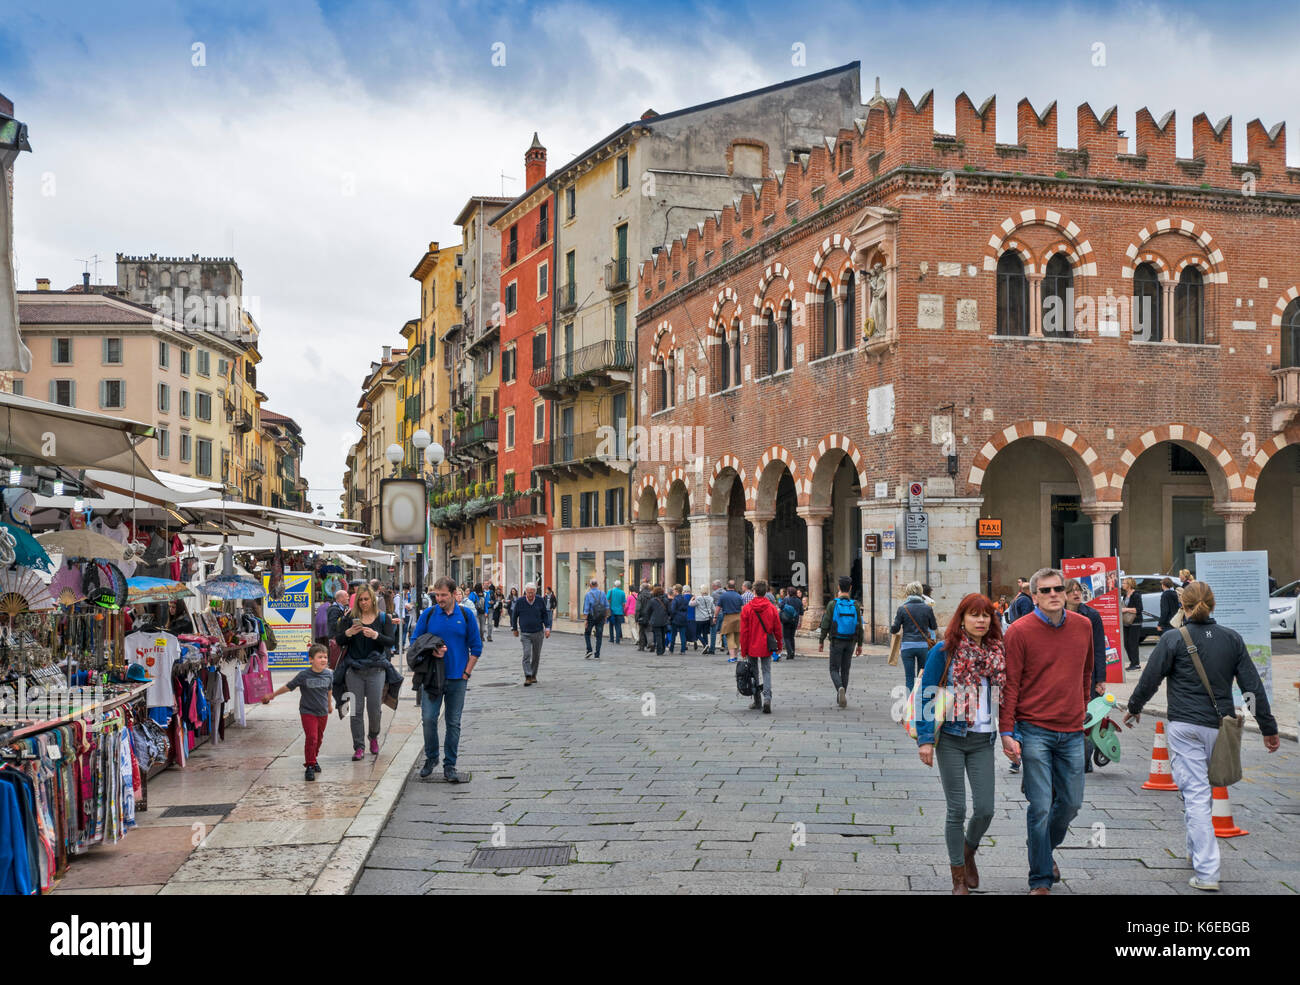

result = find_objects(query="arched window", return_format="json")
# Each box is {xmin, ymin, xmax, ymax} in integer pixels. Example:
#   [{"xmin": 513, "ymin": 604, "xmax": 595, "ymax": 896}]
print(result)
[
  {"xmin": 667, "ymin": 354, "xmax": 676, "ymax": 407},
  {"xmin": 730, "ymin": 319, "xmax": 742, "ymax": 387},
  {"xmin": 765, "ymin": 309, "xmax": 778, "ymax": 377},
  {"xmin": 656, "ymin": 358, "xmax": 668, "ymax": 412},
  {"xmin": 996, "ymin": 253, "xmax": 1028, "ymax": 336},
  {"xmin": 1042, "ymin": 254, "xmax": 1074, "ymax": 336},
  {"xmin": 843, "ymin": 269, "xmax": 856, "ymax": 350},
  {"xmin": 821, "ymin": 281, "xmax": 836, "ymax": 357},
  {"xmin": 1175, "ymin": 267, "xmax": 1204, "ymax": 344},
  {"xmin": 1132, "ymin": 263, "xmax": 1162, "ymax": 341},
  {"xmin": 1282, "ymin": 299, "xmax": 1300, "ymax": 368},
  {"xmin": 718, "ymin": 328, "xmax": 730, "ymax": 391},
  {"xmin": 781, "ymin": 302, "xmax": 793, "ymax": 371}
]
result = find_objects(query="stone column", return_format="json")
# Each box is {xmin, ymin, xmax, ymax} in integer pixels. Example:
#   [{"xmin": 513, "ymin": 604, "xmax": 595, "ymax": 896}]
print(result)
[
  {"xmin": 1213, "ymin": 503, "xmax": 1256, "ymax": 552},
  {"xmin": 1161, "ymin": 283, "xmax": 1175, "ymax": 343},
  {"xmin": 745, "ymin": 510, "xmax": 774, "ymax": 584},
  {"xmin": 798, "ymin": 507, "xmax": 831, "ymax": 616},
  {"xmin": 1080, "ymin": 502, "xmax": 1123, "ymax": 559},
  {"xmin": 660, "ymin": 521, "xmax": 679, "ymax": 586},
  {"xmin": 1028, "ymin": 274, "xmax": 1044, "ymax": 337},
  {"xmin": 690, "ymin": 514, "xmax": 729, "ymax": 591}
]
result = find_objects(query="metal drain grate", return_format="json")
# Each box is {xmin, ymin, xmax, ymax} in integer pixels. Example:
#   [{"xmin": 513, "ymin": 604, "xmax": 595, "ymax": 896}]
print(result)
[
  {"xmin": 469, "ymin": 844, "xmax": 571, "ymax": 868},
  {"xmin": 159, "ymin": 803, "xmax": 237, "ymax": 818}
]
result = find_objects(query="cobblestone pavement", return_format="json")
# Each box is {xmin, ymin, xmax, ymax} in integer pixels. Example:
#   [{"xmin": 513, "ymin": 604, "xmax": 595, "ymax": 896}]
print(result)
[{"xmin": 358, "ymin": 630, "xmax": 1299, "ymax": 895}]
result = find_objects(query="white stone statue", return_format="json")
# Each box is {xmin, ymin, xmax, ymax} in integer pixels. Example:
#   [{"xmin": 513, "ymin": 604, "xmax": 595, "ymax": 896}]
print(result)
[{"xmin": 865, "ymin": 263, "xmax": 887, "ymax": 340}]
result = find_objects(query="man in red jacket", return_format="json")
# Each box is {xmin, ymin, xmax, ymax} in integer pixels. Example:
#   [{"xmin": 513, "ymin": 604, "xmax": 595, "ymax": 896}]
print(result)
[
  {"xmin": 739, "ymin": 579, "xmax": 781, "ymax": 714},
  {"xmin": 999, "ymin": 567, "xmax": 1094, "ymax": 895}
]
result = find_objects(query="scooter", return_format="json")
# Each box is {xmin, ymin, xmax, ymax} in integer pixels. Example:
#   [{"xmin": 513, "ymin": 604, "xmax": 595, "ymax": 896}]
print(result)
[{"xmin": 1084, "ymin": 692, "xmax": 1125, "ymax": 768}]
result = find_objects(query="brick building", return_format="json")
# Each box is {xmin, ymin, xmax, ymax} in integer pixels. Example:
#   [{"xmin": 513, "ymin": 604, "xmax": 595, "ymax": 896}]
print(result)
[
  {"xmin": 490, "ymin": 134, "xmax": 553, "ymax": 593},
  {"xmin": 634, "ymin": 84, "xmax": 1300, "ymax": 626}
]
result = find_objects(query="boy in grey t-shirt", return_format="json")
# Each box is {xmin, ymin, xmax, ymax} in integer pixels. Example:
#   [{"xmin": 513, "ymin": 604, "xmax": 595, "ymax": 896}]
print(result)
[{"xmin": 263, "ymin": 644, "xmax": 334, "ymax": 781}]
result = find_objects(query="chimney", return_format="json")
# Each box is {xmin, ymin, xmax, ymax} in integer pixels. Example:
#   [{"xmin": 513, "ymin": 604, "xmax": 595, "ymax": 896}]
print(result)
[
  {"xmin": 83, "ymin": 272, "xmax": 91, "ymax": 289},
  {"xmin": 524, "ymin": 132, "xmax": 547, "ymax": 189},
  {"xmin": 36, "ymin": 278, "xmax": 49, "ymax": 291},
  {"xmin": 382, "ymin": 345, "xmax": 392, "ymax": 362}
]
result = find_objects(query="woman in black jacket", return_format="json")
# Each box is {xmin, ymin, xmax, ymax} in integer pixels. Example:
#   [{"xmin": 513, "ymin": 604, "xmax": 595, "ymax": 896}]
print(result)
[
  {"xmin": 334, "ymin": 584, "xmax": 396, "ymax": 760},
  {"xmin": 167, "ymin": 600, "xmax": 194, "ymax": 636},
  {"xmin": 647, "ymin": 585, "xmax": 669, "ymax": 655},
  {"xmin": 1121, "ymin": 577, "xmax": 1143, "ymax": 670},
  {"xmin": 1124, "ymin": 581, "xmax": 1280, "ymax": 892}
]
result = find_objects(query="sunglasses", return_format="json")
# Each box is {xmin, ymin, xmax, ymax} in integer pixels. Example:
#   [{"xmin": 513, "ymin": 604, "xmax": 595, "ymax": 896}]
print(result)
[{"xmin": 1036, "ymin": 585, "xmax": 1067, "ymax": 594}]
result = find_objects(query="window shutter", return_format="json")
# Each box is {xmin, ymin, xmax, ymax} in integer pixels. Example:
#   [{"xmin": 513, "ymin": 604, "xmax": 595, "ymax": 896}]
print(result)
[
  {"xmin": 48, "ymin": 380, "xmax": 54, "ymax": 403},
  {"xmin": 99, "ymin": 380, "xmax": 106, "ymax": 408},
  {"xmin": 102, "ymin": 338, "xmax": 108, "ymax": 363},
  {"xmin": 561, "ymin": 494, "xmax": 572, "ymax": 528},
  {"xmin": 70, "ymin": 381, "xmax": 76, "ymax": 407}
]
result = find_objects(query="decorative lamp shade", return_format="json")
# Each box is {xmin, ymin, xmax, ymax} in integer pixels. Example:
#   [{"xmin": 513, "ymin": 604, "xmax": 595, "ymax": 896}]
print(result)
[{"xmin": 380, "ymin": 478, "xmax": 427, "ymax": 545}]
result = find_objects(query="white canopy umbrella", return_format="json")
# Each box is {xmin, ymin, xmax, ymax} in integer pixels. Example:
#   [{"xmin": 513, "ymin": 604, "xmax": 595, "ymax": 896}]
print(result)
[{"xmin": 0, "ymin": 391, "xmax": 155, "ymax": 474}]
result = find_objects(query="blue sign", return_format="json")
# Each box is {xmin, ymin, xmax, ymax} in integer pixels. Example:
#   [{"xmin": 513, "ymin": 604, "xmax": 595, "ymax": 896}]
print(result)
[{"xmin": 977, "ymin": 538, "xmax": 1002, "ymax": 551}]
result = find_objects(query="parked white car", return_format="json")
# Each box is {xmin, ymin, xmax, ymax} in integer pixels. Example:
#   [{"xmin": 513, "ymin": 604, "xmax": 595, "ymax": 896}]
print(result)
[{"xmin": 1269, "ymin": 580, "xmax": 1299, "ymax": 637}]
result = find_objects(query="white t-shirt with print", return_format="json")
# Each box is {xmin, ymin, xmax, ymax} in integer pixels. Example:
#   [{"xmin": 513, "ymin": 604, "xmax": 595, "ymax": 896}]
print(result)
[{"xmin": 124, "ymin": 630, "xmax": 181, "ymax": 708}]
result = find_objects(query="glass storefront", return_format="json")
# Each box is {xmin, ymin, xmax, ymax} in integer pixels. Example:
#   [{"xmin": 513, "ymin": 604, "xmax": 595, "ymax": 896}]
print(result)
[
  {"xmin": 604, "ymin": 551, "xmax": 624, "ymax": 592},
  {"xmin": 555, "ymin": 553, "xmax": 571, "ymax": 616},
  {"xmin": 577, "ymin": 551, "xmax": 597, "ymax": 599}
]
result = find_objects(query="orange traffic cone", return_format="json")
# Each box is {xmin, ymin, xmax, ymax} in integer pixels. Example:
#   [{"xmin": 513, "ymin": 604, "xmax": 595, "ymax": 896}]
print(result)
[
  {"xmin": 1141, "ymin": 721, "xmax": 1180, "ymax": 790},
  {"xmin": 1211, "ymin": 786, "xmax": 1247, "ymax": 838}
]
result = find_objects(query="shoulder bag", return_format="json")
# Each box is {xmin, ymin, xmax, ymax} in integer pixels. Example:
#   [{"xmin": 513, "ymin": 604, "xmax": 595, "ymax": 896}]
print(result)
[
  {"xmin": 904, "ymin": 604, "xmax": 936, "ymax": 647},
  {"xmin": 1177, "ymin": 626, "xmax": 1243, "ymax": 787}
]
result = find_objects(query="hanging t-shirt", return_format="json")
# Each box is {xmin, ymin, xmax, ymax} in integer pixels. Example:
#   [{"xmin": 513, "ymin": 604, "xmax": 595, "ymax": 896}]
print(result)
[
  {"xmin": 124, "ymin": 630, "xmax": 181, "ymax": 708},
  {"xmin": 92, "ymin": 518, "xmax": 136, "ymax": 577}
]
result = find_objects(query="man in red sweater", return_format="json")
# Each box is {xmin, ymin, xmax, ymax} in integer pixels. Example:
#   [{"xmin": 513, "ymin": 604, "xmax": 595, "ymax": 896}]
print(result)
[{"xmin": 999, "ymin": 567, "xmax": 1094, "ymax": 895}]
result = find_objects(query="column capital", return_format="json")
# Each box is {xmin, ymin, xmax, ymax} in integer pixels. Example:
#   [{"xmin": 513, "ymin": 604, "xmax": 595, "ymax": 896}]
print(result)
[
  {"xmin": 796, "ymin": 506, "xmax": 832, "ymax": 523},
  {"xmin": 1079, "ymin": 502, "xmax": 1123, "ymax": 522},
  {"xmin": 744, "ymin": 509, "xmax": 776, "ymax": 523},
  {"xmin": 658, "ymin": 520, "xmax": 681, "ymax": 532},
  {"xmin": 1212, "ymin": 502, "xmax": 1256, "ymax": 520}
]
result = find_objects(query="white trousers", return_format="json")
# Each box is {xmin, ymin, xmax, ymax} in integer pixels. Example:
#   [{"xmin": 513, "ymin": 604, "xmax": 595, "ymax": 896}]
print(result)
[{"xmin": 1166, "ymin": 720, "xmax": 1221, "ymax": 882}]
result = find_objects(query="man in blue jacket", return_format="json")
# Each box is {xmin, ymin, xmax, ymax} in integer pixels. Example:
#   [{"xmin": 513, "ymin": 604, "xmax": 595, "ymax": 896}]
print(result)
[
  {"xmin": 511, "ymin": 582, "xmax": 551, "ymax": 686},
  {"xmin": 1007, "ymin": 577, "xmax": 1034, "ymax": 623},
  {"xmin": 582, "ymin": 578, "xmax": 608, "ymax": 660},
  {"xmin": 412, "ymin": 576, "xmax": 482, "ymax": 781}
]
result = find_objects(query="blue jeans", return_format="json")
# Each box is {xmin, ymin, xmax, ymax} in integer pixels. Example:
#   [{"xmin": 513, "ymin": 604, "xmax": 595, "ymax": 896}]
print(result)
[
  {"xmin": 608, "ymin": 614, "xmax": 624, "ymax": 642},
  {"xmin": 900, "ymin": 644, "xmax": 929, "ymax": 693},
  {"xmin": 1018, "ymin": 721, "xmax": 1084, "ymax": 890},
  {"xmin": 421, "ymin": 678, "xmax": 468, "ymax": 772},
  {"xmin": 668, "ymin": 625, "xmax": 687, "ymax": 652},
  {"xmin": 709, "ymin": 620, "xmax": 719, "ymax": 651}
]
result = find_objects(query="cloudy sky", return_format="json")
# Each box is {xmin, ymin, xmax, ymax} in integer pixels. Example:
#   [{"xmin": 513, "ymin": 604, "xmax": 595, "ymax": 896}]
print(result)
[{"xmin": 3, "ymin": 0, "xmax": 1297, "ymax": 505}]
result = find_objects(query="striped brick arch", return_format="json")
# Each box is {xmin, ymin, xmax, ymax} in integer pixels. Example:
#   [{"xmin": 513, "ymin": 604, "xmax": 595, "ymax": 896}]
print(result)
[
  {"xmin": 705, "ymin": 454, "xmax": 746, "ymax": 512},
  {"xmin": 805, "ymin": 433, "xmax": 869, "ymax": 506},
  {"xmin": 806, "ymin": 233, "xmax": 856, "ymax": 293},
  {"xmin": 1121, "ymin": 218, "xmax": 1227, "ymax": 284},
  {"xmin": 753, "ymin": 262, "xmax": 793, "ymax": 309},
  {"xmin": 1041, "ymin": 241, "xmax": 1086, "ymax": 273},
  {"xmin": 983, "ymin": 209, "xmax": 1095, "ymax": 275},
  {"xmin": 632, "ymin": 474, "xmax": 661, "ymax": 520},
  {"xmin": 664, "ymin": 466, "xmax": 694, "ymax": 516},
  {"xmin": 1272, "ymin": 287, "xmax": 1300, "ymax": 328},
  {"xmin": 998, "ymin": 237, "xmax": 1035, "ymax": 274},
  {"xmin": 651, "ymin": 320, "xmax": 677, "ymax": 361},
  {"xmin": 709, "ymin": 287, "xmax": 741, "ymax": 335},
  {"xmin": 968, "ymin": 421, "xmax": 1107, "ymax": 498},
  {"xmin": 749, "ymin": 444, "xmax": 799, "ymax": 509},
  {"xmin": 1110, "ymin": 424, "xmax": 1245, "ymax": 502},
  {"xmin": 1243, "ymin": 430, "xmax": 1300, "ymax": 494}
]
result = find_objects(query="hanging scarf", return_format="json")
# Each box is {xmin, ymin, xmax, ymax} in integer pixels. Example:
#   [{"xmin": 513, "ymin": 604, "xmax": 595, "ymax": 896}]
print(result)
[{"xmin": 948, "ymin": 633, "xmax": 1006, "ymax": 691}]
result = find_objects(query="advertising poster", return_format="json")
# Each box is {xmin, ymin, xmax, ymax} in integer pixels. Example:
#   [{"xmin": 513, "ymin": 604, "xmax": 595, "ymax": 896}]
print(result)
[
  {"xmin": 262, "ymin": 571, "xmax": 314, "ymax": 670},
  {"xmin": 1061, "ymin": 556, "xmax": 1123, "ymax": 684},
  {"xmin": 1194, "ymin": 550, "xmax": 1273, "ymax": 708}
]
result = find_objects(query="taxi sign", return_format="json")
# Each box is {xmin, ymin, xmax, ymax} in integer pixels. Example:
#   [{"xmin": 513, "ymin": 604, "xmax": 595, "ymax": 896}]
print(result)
[{"xmin": 977, "ymin": 518, "xmax": 1002, "ymax": 538}]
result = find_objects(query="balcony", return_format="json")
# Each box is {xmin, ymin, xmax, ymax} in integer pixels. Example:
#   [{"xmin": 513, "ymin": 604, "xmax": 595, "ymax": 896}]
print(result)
[
  {"xmin": 497, "ymin": 494, "xmax": 546, "ymax": 527},
  {"xmin": 450, "ymin": 416, "xmax": 498, "ymax": 461},
  {"xmin": 559, "ymin": 281, "xmax": 576, "ymax": 313},
  {"xmin": 465, "ymin": 316, "xmax": 499, "ymax": 356},
  {"xmin": 530, "ymin": 339, "xmax": 634, "ymax": 398},
  {"xmin": 531, "ymin": 222, "xmax": 548, "ymax": 249},
  {"xmin": 235, "ymin": 408, "xmax": 253, "ymax": 432},
  {"xmin": 532, "ymin": 428, "xmax": 623, "ymax": 480},
  {"xmin": 248, "ymin": 457, "xmax": 265, "ymax": 476},
  {"xmin": 604, "ymin": 257, "xmax": 630, "ymax": 291},
  {"xmin": 1273, "ymin": 366, "xmax": 1300, "ymax": 432}
]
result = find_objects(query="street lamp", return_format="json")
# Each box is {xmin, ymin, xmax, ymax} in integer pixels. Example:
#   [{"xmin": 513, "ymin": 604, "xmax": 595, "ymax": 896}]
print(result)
[{"xmin": 384, "ymin": 442, "xmax": 403, "ymax": 476}]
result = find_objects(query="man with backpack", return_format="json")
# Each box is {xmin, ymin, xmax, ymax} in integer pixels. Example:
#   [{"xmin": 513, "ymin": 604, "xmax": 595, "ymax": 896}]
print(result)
[
  {"xmin": 582, "ymin": 578, "xmax": 609, "ymax": 659},
  {"xmin": 819, "ymin": 576, "xmax": 864, "ymax": 709},
  {"xmin": 778, "ymin": 587, "xmax": 803, "ymax": 661},
  {"xmin": 411, "ymin": 576, "xmax": 482, "ymax": 782},
  {"xmin": 739, "ymin": 579, "xmax": 781, "ymax": 714}
]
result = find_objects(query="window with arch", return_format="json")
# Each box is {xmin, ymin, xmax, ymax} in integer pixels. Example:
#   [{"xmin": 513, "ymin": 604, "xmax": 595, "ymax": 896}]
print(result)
[
  {"xmin": 843, "ymin": 269, "xmax": 856, "ymax": 350},
  {"xmin": 1133, "ymin": 262, "xmax": 1162, "ymax": 341},
  {"xmin": 1283, "ymin": 298, "xmax": 1300, "ymax": 368},
  {"xmin": 1042, "ymin": 253, "xmax": 1074, "ymax": 336},
  {"xmin": 996, "ymin": 253, "xmax": 1029, "ymax": 336},
  {"xmin": 764, "ymin": 309, "xmax": 778, "ymax": 377},
  {"xmin": 1174, "ymin": 267, "xmax": 1204, "ymax": 344},
  {"xmin": 821, "ymin": 281, "xmax": 837, "ymax": 357},
  {"xmin": 781, "ymin": 301, "xmax": 793, "ymax": 371},
  {"xmin": 730, "ymin": 319, "xmax": 741, "ymax": 387}
]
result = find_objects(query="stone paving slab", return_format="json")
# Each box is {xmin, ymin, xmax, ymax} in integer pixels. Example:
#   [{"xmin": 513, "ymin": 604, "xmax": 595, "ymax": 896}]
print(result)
[{"xmin": 361, "ymin": 629, "xmax": 1299, "ymax": 894}]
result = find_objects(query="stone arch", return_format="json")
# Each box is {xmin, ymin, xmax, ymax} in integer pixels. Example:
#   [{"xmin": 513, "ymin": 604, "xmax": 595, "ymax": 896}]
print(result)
[
  {"xmin": 632, "ymin": 475, "xmax": 661, "ymax": 520},
  {"xmin": 1130, "ymin": 252, "xmax": 1172, "ymax": 283},
  {"xmin": 1243, "ymin": 428, "xmax": 1300, "ymax": 495},
  {"xmin": 996, "ymin": 237, "xmax": 1036, "ymax": 275},
  {"xmin": 806, "ymin": 233, "xmax": 856, "ymax": 291},
  {"xmin": 753, "ymin": 262, "xmax": 793, "ymax": 311},
  {"xmin": 1040, "ymin": 240, "xmax": 1086, "ymax": 272},
  {"xmin": 1121, "ymin": 218, "xmax": 1226, "ymax": 284},
  {"xmin": 750, "ymin": 445, "xmax": 799, "ymax": 510},
  {"xmin": 664, "ymin": 469, "xmax": 692, "ymax": 517},
  {"xmin": 706, "ymin": 454, "xmax": 746, "ymax": 514},
  {"xmin": 983, "ymin": 209, "xmax": 1094, "ymax": 274},
  {"xmin": 1271, "ymin": 286, "xmax": 1300, "ymax": 329},
  {"xmin": 806, "ymin": 433, "xmax": 869, "ymax": 508},
  {"xmin": 651, "ymin": 320, "xmax": 677, "ymax": 362},
  {"xmin": 709, "ymin": 286, "xmax": 740, "ymax": 333},
  {"xmin": 968, "ymin": 420, "xmax": 1107, "ymax": 503},
  {"xmin": 1110, "ymin": 424, "xmax": 1244, "ymax": 503}
]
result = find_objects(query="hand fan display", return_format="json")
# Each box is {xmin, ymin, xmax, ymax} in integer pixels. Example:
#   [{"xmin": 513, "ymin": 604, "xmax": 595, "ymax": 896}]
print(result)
[
  {"xmin": 0, "ymin": 568, "xmax": 56, "ymax": 616},
  {"xmin": 50, "ymin": 561, "xmax": 86, "ymax": 607}
]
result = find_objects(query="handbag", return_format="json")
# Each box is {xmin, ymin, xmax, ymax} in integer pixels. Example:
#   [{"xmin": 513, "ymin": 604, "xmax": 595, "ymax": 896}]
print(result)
[
  {"xmin": 888, "ymin": 630, "xmax": 902, "ymax": 665},
  {"xmin": 241, "ymin": 651, "xmax": 275, "ymax": 705},
  {"xmin": 1122, "ymin": 609, "xmax": 1137, "ymax": 626},
  {"xmin": 763, "ymin": 607, "xmax": 780, "ymax": 655},
  {"xmin": 735, "ymin": 658, "xmax": 756, "ymax": 697},
  {"xmin": 904, "ymin": 650, "xmax": 955, "ymax": 743},
  {"xmin": 327, "ymin": 638, "xmax": 343, "ymax": 670},
  {"xmin": 1177, "ymin": 626, "xmax": 1244, "ymax": 787}
]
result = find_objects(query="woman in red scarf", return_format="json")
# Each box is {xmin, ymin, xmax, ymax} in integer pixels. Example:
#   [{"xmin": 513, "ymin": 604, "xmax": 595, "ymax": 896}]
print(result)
[{"xmin": 914, "ymin": 593, "xmax": 1006, "ymax": 895}]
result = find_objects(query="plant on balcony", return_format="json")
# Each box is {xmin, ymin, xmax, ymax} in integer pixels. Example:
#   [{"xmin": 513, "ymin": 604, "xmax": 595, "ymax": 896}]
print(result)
[
  {"xmin": 465, "ymin": 496, "xmax": 490, "ymax": 518},
  {"xmin": 455, "ymin": 410, "xmax": 466, "ymax": 430},
  {"xmin": 445, "ymin": 502, "xmax": 464, "ymax": 523},
  {"xmin": 429, "ymin": 507, "xmax": 447, "ymax": 527},
  {"xmin": 503, "ymin": 473, "xmax": 515, "ymax": 496}
]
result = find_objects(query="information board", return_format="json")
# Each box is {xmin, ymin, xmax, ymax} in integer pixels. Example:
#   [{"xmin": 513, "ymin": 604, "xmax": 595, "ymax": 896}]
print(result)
[
  {"xmin": 262, "ymin": 571, "xmax": 314, "ymax": 670},
  {"xmin": 1195, "ymin": 551, "xmax": 1273, "ymax": 708},
  {"xmin": 1060, "ymin": 556, "xmax": 1123, "ymax": 685}
]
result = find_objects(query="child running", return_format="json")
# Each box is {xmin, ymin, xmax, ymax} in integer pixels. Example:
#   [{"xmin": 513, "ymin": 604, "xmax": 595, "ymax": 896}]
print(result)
[{"xmin": 263, "ymin": 643, "xmax": 334, "ymax": 781}]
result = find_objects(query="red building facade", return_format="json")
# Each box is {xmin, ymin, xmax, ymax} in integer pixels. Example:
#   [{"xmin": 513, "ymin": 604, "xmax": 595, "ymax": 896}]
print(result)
[
  {"xmin": 634, "ymin": 88, "xmax": 1300, "ymax": 626},
  {"xmin": 492, "ymin": 135, "xmax": 553, "ymax": 594}
]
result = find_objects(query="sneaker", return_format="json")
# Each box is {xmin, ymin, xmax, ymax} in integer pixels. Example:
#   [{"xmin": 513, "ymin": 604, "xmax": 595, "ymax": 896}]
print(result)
[
  {"xmin": 727, "ymin": 657, "xmax": 737, "ymax": 663},
  {"xmin": 419, "ymin": 759, "xmax": 436, "ymax": 779},
  {"xmin": 444, "ymin": 768, "xmax": 461, "ymax": 784},
  {"xmin": 305, "ymin": 768, "xmax": 316, "ymax": 781},
  {"xmin": 1188, "ymin": 876, "xmax": 1220, "ymax": 891},
  {"xmin": 524, "ymin": 678, "xmax": 534, "ymax": 686},
  {"xmin": 1009, "ymin": 761, "xmax": 1021, "ymax": 773},
  {"xmin": 352, "ymin": 747, "xmax": 365, "ymax": 761},
  {"xmin": 762, "ymin": 702, "xmax": 771, "ymax": 714},
  {"xmin": 312, "ymin": 764, "xmax": 321, "ymax": 774},
  {"xmin": 585, "ymin": 652, "xmax": 592, "ymax": 659},
  {"xmin": 837, "ymin": 686, "xmax": 847, "ymax": 709},
  {"xmin": 369, "ymin": 737, "xmax": 380, "ymax": 755}
]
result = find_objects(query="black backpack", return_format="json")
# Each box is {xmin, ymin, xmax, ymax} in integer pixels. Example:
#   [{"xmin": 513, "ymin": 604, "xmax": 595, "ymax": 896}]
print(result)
[{"xmin": 735, "ymin": 658, "xmax": 757, "ymax": 697}]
